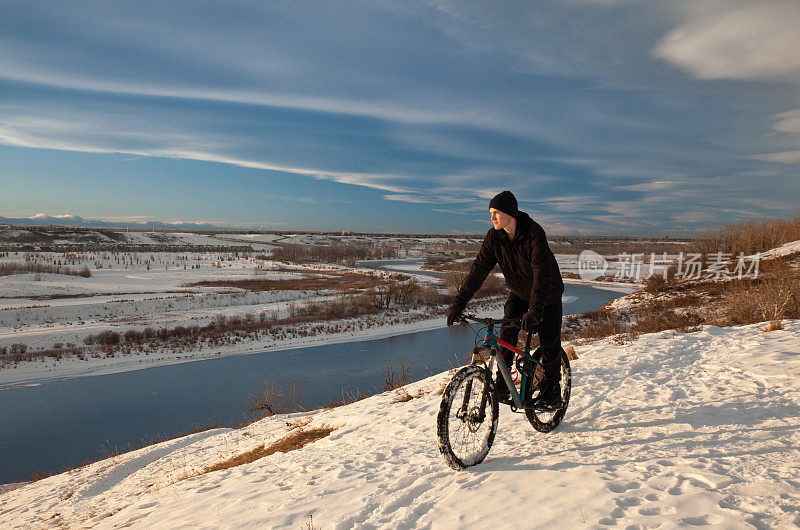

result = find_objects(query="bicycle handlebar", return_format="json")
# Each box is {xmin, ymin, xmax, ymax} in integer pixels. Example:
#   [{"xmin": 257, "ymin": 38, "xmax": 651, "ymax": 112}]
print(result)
[
  {"xmin": 458, "ymin": 313, "xmax": 536, "ymax": 353},
  {"xmin": 458, "ymin": 313, "xmax": 521, "ymax": 326}
]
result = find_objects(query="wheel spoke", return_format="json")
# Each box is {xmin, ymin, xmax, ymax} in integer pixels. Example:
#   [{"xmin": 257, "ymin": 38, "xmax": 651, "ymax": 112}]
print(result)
[
  {"xmin": 437, "ymin": 366, "xmax": 498, "ymax": 469},
  {"xmin": 524, "ymin": 349, "xmax": 571, "ymax": 433}
]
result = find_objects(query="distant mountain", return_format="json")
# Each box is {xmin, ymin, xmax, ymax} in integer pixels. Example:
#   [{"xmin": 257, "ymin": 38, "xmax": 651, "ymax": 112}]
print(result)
[{"xmin": 0, "ymin": 214, "xmax": 234, "ymax": 231}]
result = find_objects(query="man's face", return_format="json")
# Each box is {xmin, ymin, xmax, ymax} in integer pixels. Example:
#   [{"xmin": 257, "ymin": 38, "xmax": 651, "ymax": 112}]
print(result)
[{"xmin": 490, "ymin": 208, "xmax": 513, "ymax": 231}]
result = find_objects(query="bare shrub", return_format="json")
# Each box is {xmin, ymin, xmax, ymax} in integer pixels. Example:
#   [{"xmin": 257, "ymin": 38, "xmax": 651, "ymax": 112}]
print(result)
[
  {"xmin": 124, "ymin": 329, "xmax": 143, "ymax": 343},
  {"xmin": 444, "ymin": 264, "xmax": 504, "ymax": 298},
  {"xmin": 563, "ymin": 310, "xmax": 630, "ymax": 341},
  {"xmin": 382, "ymin": 357, "xmax": 411, "ymax": 391},
  {"xmin": 0, "ymin": 261, "xmax": 91, "ymax": 277},
  {"xmin": 96, "ymin": 331, "xmax": 121, "ymax": 346},
  {"xmin": 29, "ymin": 470, "xmax": 51, "ymax": 482},
  {"xmin": 189, "ymin": 271, "xmax": 391, "ymax": 293},
  {"xmin": 10, "ymin": 343, "xmax": 28, "ymax": 355},
  {"xmin": 271, "ymin": 243, "xmax": 398, "ymax": 264},
  {"xmin": 632, "ymin": 306, "xmax": 703, "ymax": 334},
  {"xmin": 248, "ymin": 379, "xmax": 303, "ymax": 417},
  {"xmin": 641, "ymin": 264, "xmax": 679, "ymax": 294},
  {"xmin": 720, "ymin": 270, "xmax": 800, "ymax": 325},
  {"xmin": 694, "ymin": 211, "xmax": 800, "ymax": 257}
]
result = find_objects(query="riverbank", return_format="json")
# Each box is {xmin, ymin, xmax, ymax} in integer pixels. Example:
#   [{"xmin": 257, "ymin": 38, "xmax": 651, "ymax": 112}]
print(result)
[
  {"xmin": 0, "ymin": 280, "xmax": 634, "ymax": 389},
  {"xmin": 1, "ymin": 254, "xmax": 635, "ymax": 388},
  {"xmin": 0, "ymin": 308, "xmax": 467, "ymax": 389}
]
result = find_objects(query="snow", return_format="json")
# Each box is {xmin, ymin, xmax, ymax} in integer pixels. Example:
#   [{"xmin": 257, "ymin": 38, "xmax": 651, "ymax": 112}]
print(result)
[
  {"xmin": 758, "ymin": 238, "xmax": 800, "ymax": 259},
  {"xmin": 1, "ymin": 253, "xmax": 416, "ymax": 385},
  {"xmin": 2, "ymin": 320, "xmax": 798, "ymax": 528}
]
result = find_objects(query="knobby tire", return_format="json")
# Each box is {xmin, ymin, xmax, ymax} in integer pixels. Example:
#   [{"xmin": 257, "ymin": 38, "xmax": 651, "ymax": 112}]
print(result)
[
  {"xmin": 524, "ymin": 348, "xmax": 571, "ymax": 433},
  {"xmin": 437, "ymin": 365, "xmax": 498, "ymax": 470}
]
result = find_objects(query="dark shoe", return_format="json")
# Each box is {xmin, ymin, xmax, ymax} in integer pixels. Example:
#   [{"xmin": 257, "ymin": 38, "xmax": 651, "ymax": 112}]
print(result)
[
  {"xmin": 495, "ymin": 380, "xmax": 513, "ymax": 405},
  {"xmin": 533, "ymin": 381, "xmax": 562, "ymax": 411}
]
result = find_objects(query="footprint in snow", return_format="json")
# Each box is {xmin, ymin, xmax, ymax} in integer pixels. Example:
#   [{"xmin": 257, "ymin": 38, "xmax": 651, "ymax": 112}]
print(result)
[
  {"xmin": 681, "ymin": 514, "xmax": 723, "ymax": 526},
  {"xmin": 607, "ymin": 481, "xmax": 640, "ymax": 493},
  {"xmin": 638, "ymin": 505, "xmax": 677, "ymax": 516},
  {"xmin": 615, "ymin": 496, "xmax": 642, "ymax": 507}
]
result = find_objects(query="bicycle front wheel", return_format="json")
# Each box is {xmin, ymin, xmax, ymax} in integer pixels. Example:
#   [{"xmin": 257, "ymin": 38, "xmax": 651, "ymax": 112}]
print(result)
[{"xmin": 437, "ymin": 365, "xmax": 498, "ymax": 470}]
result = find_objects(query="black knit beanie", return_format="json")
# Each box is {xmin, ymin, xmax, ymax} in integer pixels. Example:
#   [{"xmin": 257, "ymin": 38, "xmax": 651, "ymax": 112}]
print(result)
[{"xmin": 489, "ymin": 190, "xmax": 518, "ymax": 218}]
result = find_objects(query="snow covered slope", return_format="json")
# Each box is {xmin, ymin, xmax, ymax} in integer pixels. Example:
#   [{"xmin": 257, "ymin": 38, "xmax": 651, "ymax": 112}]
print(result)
[
  {"xmin": 2, "ymin": 321, "xmax": 799, "ymax": 528},
  {"xmin": 758, "ymin": 238, "xmax": 800, "ymax": 260}
]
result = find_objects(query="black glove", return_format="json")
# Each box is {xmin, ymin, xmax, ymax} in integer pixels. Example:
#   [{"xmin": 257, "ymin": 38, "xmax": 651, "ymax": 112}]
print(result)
[
  {"xmin": 522, "ymin": 309, "xmax": 542, "ymax": 331},
  {"xmin": 446, "ymin": 300, "xmax": 467, "ymax": 326}
]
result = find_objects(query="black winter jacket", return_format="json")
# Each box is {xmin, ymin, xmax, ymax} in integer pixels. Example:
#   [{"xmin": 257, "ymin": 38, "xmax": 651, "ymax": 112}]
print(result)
[{"xmin": 455, "ymin": 211, "xmax": 564, "ymax": 313}]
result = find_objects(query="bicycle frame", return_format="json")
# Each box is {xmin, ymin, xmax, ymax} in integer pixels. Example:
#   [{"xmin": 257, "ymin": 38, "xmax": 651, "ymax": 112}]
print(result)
[{"xmin": 468, "ymin": 318, "xmax": 543, "ymax": 410}]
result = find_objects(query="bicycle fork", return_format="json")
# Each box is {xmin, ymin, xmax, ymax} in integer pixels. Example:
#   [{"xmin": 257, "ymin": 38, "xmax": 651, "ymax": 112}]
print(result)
[{"xmin": 457, "ymin": 359, "xmax": 495, "ymax": 423}]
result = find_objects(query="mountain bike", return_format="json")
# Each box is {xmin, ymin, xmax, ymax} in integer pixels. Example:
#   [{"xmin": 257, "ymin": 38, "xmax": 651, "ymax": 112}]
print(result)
[{"xmin": 436, "ymin": 313, "xmax": 571, "ymax": 470}]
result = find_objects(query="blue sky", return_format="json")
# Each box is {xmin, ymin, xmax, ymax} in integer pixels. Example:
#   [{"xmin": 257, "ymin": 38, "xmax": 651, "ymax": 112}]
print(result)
[{"xmin": 1, "ymin": 1, "xmax": 799, "ymax": 235}]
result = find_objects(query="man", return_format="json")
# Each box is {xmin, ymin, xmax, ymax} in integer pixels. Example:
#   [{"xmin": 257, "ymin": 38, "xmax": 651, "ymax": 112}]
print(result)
[{"xmin": 445, "ymin": 190, "xmax": 565, "ymax": 407}]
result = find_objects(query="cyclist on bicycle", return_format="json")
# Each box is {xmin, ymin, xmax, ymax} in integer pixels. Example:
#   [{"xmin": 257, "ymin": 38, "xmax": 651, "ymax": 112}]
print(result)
[{"xmin": 445, "ymin": 190, "xmax": 565, "ymax": 408}]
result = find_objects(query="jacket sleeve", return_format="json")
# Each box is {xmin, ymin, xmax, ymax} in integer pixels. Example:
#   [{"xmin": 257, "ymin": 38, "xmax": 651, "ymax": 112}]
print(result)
[
  {"xmin": 455, "ymin": 231, "xmax": 497, "ymax": 305},
  {"xmin": 529, "ymin": 226, "xmax": 553, "ymax": 314}
]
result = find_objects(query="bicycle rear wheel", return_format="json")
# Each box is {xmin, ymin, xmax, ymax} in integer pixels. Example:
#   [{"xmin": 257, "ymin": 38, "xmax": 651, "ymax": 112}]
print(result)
[
  {"xmin": 524, "ymin": 348, "xmax": 571, "ymax": 433},
  {"xmin": 437, "ymin": 365, "xmax": 498, "ymax": 470}
]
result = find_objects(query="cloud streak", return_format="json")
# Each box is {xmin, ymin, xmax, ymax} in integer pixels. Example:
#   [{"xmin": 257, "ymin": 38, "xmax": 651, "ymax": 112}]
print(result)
[{"xmin": 655, "ymin": 2, "xmax": 800, "ymax": 81}]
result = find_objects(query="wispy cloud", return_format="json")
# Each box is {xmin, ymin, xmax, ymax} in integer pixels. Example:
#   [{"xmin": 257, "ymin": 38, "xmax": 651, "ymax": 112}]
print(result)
[
  {"xmin": 654, "ymin": 3, "xmax": 800, "ymax": 81},
  {"xmin": 613, "ymin": 181, "xmax": 678, "ymax": 192},
  {"xmin": 750, "ymin": 150, "xmax": 800, "ymax": 164}
]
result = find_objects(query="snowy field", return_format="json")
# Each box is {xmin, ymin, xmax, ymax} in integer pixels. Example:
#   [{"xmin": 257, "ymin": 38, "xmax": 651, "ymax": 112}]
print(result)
[
  {"xmin": 0, "ymin": 250, "xmax": 453, "ymax": 386},
  {"xmin": 1, "ymin": 242, "xmax": 630, "ymax": 387},
  {"xmin": 1, "ymin": 320, "xmax": 797, "ymax": 528},
  {"xmin": 0, "ymin": 228, "xmax": 483, "ymax": 252}
]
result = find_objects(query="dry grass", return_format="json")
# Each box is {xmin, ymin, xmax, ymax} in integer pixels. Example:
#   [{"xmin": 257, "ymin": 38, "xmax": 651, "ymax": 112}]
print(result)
[
  {"xmin": 323, "ymin": 389, "xmax": 370, "ymax": 409},
  {"xmin": 564, "ymin": 344, "xmax": 578, "ymax": 360},
  {"xmin": 390, "ymin": 388, "xmax": 428, "ymax": 403},
  {"xmin": 202, "ymin": 426, "xmax": 335, "ymax": 475},
  {"xmin": 29, "ymin": 470, "xmax": 52, "ymax": 482},
  {"xmin": 763, "ymin": 320, "xmax": 784, "ymax": 332},
  {"xmin": 562, "ymin": 252, "xmax": 799, "ymax": 343},
  {"xmin": 286, "ymin": 417, "xmax": 313, "ymax": 431},
  {"xmin": 303, "ymin": 515, "xmax": 319, "ymax": 530}
]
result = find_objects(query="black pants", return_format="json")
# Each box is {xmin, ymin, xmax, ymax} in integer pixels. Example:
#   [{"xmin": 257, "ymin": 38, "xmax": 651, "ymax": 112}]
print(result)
[{"xmin": 499, "ymin": 292, "xmax": 562, "ymax": 383}]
